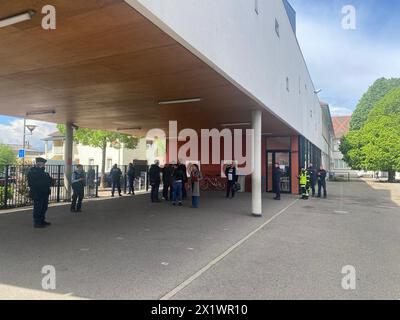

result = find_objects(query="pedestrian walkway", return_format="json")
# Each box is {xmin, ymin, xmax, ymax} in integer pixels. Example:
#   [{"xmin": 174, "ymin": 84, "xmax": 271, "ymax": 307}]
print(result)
[{"xmin": 0, "ymin": 180, "xmax": 398, "ymax": 299}]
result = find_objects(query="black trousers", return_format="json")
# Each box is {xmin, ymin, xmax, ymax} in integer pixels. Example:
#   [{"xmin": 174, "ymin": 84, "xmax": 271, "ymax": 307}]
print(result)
[
  {"xmin": 71, "ymin": 186, "xmax": 84, "ymax": 211},
  {"xmin": 310, "ymin": 181, "xmax": 316, "ymax": 196},
  {"xmin": 151, "ymin": 182, "xmax": 160, "ymax": 202},
  {"xmin": 162, "ymin": 182, "xmax": 170, "ymax": 200},
  {"xmin": 226, "ymin": 181, "xmax": 236, "ymax": 198},
  {"xmin": 112, "ymin": 180, "xmax": 121, "ymax": 196},
  {"xmin": 128, "ymin": 177, "xmax": 135, "ymax": 194},
  {"xmin": 182, "ymin": 182, "xmax": 187, "ymax": 199},
  {"xmin": 318, "ymin": 180, "xmax": 327, "ymax": 198},
  {"xmin": 273, "ymin": 183, "xmax": 281, "ymax": 199},
  {"xmin": 33, "ymin": 196, "xmax": 49, "ymax": 225}
]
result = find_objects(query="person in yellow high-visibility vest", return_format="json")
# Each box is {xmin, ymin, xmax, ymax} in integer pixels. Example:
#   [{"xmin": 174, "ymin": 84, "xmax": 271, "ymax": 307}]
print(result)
[{"xmin": 298, "ymin": 168, "xmax": 310, "ymax": 200}]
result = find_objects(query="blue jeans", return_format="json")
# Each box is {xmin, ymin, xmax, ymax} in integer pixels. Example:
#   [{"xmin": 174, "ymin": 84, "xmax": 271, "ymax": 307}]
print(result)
[
  {"xmin": 173, "ymin": 181, "xmax": 183, "ymax": 203},
  {"xmin": 192, "ymin": 196, "xmax": 199, "ymax": 208}
]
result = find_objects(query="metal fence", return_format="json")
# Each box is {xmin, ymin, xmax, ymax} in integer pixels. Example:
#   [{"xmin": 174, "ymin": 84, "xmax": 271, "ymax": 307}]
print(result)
[{"xmin": 0, "ymin": 165, "xmax": 99, "ymax": 209}]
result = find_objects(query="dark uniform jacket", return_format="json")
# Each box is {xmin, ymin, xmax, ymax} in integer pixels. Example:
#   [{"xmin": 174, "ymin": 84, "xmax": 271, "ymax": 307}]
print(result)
[
  {"xmin": 110, "ymin": 167, "xmax": 122, "ymax": 182},
  {"xmin": 225, "ymin": 166, "xmax": 238, "ymax": 182},
  {"xmin": 72, "ymin": 171, "xmax": 86, "ymax": 189},
  {"xmin": 307, "ymin": 166, "xmax": 317, "ymax": 184},
  {"xmin": 149, "ymin": 164, "xmax": 161, "ymax": 185},
  {"xmin": 162, "ymin": 165, "xmax": 173, "ymax": 185},
  {"xmin": 127, "ymin": 166, "xmax": 135, "ymax": 179},
  {"xmin": 318, "ymin": 169, "xmax": 327, "ymax": 182},
  {"xmin": 272, "ymin": 167, "xmax": 282, "ymax": 190},
  {"xmin": 27, "ymin": 167, "xmax": 52, "ymax": 200}
]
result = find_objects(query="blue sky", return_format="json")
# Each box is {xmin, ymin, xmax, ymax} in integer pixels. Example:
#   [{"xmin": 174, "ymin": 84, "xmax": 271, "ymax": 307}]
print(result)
[
  {"xmin": 1, "ymin": 0, "xmax": 399, "ymax": 148},
  {"xmin": 290, "ymin": 0, "xmax": 400, "ymax": 115}
]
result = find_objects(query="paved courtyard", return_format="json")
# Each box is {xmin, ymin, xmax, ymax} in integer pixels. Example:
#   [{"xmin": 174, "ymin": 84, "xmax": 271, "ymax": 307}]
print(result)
[{"xmin": 0, "ymin": 180, "xmax": 399, "ymax": 300}]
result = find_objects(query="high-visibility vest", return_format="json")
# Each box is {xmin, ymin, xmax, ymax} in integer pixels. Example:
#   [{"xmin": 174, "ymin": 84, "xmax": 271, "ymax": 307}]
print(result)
[{"xmin": 299, "ymin": 173, "xmax": 308, "ymax": 186}]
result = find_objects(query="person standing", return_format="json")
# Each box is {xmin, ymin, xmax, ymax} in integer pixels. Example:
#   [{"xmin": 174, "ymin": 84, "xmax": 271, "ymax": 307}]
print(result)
[
  {"xmin": 178, "ymin": 160, "xmax": 188, "ymax": 200},
  {"xmin": 272, "ymin": 163, "xmax": 282, "ymax": 200},
  {"xmin": 71, "ymin": 164, "xmax": 86, "ymax": 212},
  {"xmin": 110, "ymin": 164, "xmax": 122, "ymax": 197},
  {"xmin": 149, "ymin": 160, "xmax": 161, "ymax": 202},
  {"xmin": 307, "ymin": 163, "xmax": 317, "ymax": 197},
  {"xmin": 162, "ymin": 163, "xmax": 173, "ymax": 201},
  {"xmin": 172, "ymin": 163, "xmax": 184, "ymax": 206},
  {"xmin": 225, "ymin": 162, "xmax": 238, "ymax": 199},
  {"xmin": 298, "ymin": 168, "xmax": 310, "ymax": 200},
  {"xmin": 127, "ymin": 163, "xmax": 136, "ymax": 195},
  {"xmin": 317, "ymin": 165, "xmax": 328, "ymax": 198},
  {"xmin": 189, "ymin": 164, "xmax": 203, "ymax": 208},
  {"xmin": 27, "ymin": 157, "xmax": 53, "ymax": 228}
]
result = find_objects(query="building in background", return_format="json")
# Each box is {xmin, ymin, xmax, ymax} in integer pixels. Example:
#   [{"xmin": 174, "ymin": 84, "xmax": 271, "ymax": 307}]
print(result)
[
  {"xmin": 5, "ymin": 144, "xmax": 42, "ymax": 163},
  {"xmin": 42, "ymin": 131, "xmax": 165, "ymax": 170},
  {"xmin": 332, "ymin": 116, "xmax": 353, "ymax": 172}
]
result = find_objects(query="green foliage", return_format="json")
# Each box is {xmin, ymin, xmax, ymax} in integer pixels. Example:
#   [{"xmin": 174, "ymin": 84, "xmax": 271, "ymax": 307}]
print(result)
[
  {"xmin": 0, "ymin": 144, "xmax": 16, "ymax": 172},
  {"xmin": 350, "ymin": 77, "xmax": 400, "ymax": 130},
  {"xmin": 0, "ymin": 186, "xmax": 13, "ymax": 204},
  {"xmin": 57, "ymin": 125, "xmax": 139, "ymax": 150},
  {"xmin": 340, "ymin": 88, "xmax": 400, "ymax": 177}
]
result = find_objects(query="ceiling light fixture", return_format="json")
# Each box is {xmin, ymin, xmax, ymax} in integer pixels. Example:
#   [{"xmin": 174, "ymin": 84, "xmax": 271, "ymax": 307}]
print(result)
[
  {"xmin": 0, "ymin": 10, "xmax": 36, "ymax": 28},
  {"xmin": 116, "ymin": 127, "xmax": 142, "ymax": 131},
  {"xmin": 221, "ymin": 122, "xmax": 251, "ymax": 127},
  {"xmin": 26, "ymin": 110, "xmax": 56, "ymax": 116},
  {"xmin": 158, "ymin": 98, "xmax": 202, "ymax": 105}
]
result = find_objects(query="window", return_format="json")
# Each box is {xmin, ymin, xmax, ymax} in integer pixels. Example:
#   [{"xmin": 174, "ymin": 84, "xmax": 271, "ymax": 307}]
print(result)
[
  {"xmin": 334, "ymin": 159, "xmax": 350, "ymax": 170},
  {"xmin": 275, "ymin": 18, "xmax": 280, "ymax": 37},
  {"xmin": 107, "ymin": 158, "xmax": 112, "ymax": 170}
]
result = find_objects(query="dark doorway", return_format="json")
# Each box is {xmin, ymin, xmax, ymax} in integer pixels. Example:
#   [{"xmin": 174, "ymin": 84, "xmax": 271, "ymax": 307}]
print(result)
[{"xmin": 267, "ymin": 151, "xmax": 291, "ymax": 193}]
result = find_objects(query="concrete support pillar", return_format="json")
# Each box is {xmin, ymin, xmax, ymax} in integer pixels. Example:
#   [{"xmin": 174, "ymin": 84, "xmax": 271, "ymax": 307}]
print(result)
[
  {"xmin": 252, "ymin": 110, "xmax": 262, "ymax": 217},
  {"xmin": 64, "ymin": 122, "xmax": 73, "ymax": 200}
]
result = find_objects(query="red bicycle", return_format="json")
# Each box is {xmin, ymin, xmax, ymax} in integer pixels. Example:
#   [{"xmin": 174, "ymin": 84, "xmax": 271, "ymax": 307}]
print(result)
[{"xmin": 200, "ymin": 175, "xmax": 227, "ymax": 191}]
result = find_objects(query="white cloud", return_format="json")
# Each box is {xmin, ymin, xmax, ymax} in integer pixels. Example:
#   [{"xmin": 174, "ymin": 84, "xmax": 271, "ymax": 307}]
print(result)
[
  {"xmin": 330, "ymin": 106, "xmax": 353, "ymax": 116},
  {"xmin": 0, "ymin": 118, "xmax": 57, "ymax": 151}
]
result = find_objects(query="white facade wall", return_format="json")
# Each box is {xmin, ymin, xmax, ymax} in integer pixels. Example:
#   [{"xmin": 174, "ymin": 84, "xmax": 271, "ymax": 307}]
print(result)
[{"xmin": 126, "ymin": 0, "xmax": 325, "ymax": 152}]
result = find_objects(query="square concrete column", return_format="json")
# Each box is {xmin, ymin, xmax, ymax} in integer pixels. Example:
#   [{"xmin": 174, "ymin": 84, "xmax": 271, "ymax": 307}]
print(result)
[
  {"xmin": 252, "ymin": 110, "xmax": 262, "ymax": 217},
  {"xmin": 64, "ymin": 122, "xmax": 73, "ymax": 200}
]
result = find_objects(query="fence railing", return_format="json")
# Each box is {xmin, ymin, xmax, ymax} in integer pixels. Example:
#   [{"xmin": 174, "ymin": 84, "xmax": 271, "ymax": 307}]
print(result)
[{"xmin": 0, "ymin": 165, "xmax": 99, "ymax": 209}]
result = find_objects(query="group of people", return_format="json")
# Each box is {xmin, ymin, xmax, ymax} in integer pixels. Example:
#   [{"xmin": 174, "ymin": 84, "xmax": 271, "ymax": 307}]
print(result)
[
  {"xmin": 148, "ymin": 160, "xmax": 203, "ymax": 208},
  {"xmin": 272, "ymin": 162, "xmax": 328, "ymax": 201}
]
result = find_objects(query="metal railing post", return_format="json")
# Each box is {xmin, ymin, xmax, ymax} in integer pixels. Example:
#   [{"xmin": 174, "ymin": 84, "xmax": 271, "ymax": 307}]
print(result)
[
  {"xmin": 56, "ymin": 165, "xmax": 61, "ymax": 202},
  {"xmin": 95, "ymin": 166, "xmax": 99, "ymax": 198},
  {"xmin": 3, "ymin": 165, "xmax": 9, "ymax": 208}
]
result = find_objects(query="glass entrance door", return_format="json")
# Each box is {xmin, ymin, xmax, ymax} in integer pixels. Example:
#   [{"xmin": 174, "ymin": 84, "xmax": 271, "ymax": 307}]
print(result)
[{"xmin": 267, "ymin": 151, "xmax": 291, "ymax": 193}]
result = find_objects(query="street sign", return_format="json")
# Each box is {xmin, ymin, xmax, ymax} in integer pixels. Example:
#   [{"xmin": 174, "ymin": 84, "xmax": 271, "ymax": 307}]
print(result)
[{"xmin": 18, "ymin": 149, "xmax": 26, "ymax": 158}]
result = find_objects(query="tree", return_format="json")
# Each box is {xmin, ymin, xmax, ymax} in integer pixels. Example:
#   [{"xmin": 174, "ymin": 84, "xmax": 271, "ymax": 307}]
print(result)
[
  {"xmin": 350, "ymin": 77, "xmax": 400, "ymax": 130},
  {"xmin": 341, "ymin": 88, "xmax": 400, "ymax": 182},
  {"xmin": 57, "ymin": 125, "xmax": 139, "ymax": 188},
  {"xmin": 0, "ymin": 144, "xmax": 16, "ymax": 173}
]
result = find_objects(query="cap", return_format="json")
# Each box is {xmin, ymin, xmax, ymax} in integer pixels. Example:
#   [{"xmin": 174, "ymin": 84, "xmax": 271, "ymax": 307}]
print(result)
[{"xmin": 35, "ymin": 157, "xmax": 47, "ymax": 164}]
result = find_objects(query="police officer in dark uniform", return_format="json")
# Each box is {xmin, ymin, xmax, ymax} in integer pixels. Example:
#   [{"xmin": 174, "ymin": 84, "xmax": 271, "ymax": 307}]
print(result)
[
  {"xmin": 71, "ymin": 164, "xmax": 86, "ymax": 212},
  {"xmin": 317, "ymin": 165, "xmax": 328, "ymax": 198},
  {"xmin": 307, "ymin": 163, "xmax": 317, "ymax": 197},
  {"xmin": 149, "ymin": 160, "xmax": 161, "ymax": 202},
  {"xmin": 225, "ymin": 162, "xmax": 238, "ymax": 199},
  {"xmin": 272, "ymin": 163, "xmax": 282, "ymax": 200},
  {"xmin": 27, "ymin": 157, "xmax": 53, "ymax": 228},
  {"xmin": 110, "ymin": 164, "xmax": 122, "ymax": 197},
  {"xmin": 127, "ymin": 163, "xmax": 136, "ymax": 195},
  {"xmin": 162, "ymin": 163, "xmax": 173, "ymax": 201}
]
